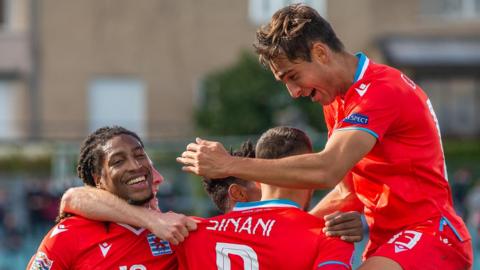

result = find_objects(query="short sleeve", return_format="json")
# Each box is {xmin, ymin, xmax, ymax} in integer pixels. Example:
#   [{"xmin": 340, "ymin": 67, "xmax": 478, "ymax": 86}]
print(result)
[
  {"xmin": 336, "ymin": 83, "xmax": 400, "ymax": 142},
  {"xmin": 313, "ymin": 236, "xmax": 354, "ymax": 270},
  {"xmin": 27, "ymin": 222, "xmax": 76, "ymax": 269}
]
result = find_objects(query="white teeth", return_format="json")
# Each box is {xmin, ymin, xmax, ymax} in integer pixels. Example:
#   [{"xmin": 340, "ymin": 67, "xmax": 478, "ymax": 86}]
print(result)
[{"xmin": 126, "ymin": 176, "xmax": 146, "ymax": 185}]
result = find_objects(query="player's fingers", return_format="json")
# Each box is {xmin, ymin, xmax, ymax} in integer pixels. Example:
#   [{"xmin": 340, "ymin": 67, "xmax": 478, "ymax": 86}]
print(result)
[
  {"xmin": 326, "ymin": 219, "xmax": 361, "ymax": 231},
  {"xmin": 186, "ymin": 143, "xmax": 200, "ymax": 152},
  {"xmin": 176, "ymin": 156, "xmax": 195, "ymax": 166},
  {"xmin": 178, "ymin": 225, "xmax": 189, "ymax": 238},
  {"xmin": 167, "ymin": 234, "xmax": 179, "ymax": 245},
  {"xmin": 323, "ymin": 211, "xmax": 341, "ymax": 222},
  {"xmin": 325, "ymin": 213, "xmax": 358, "ymax": 227},
  {"xmin": 173, "ymin": 230, "xmax": 185, "ymax": 243},
  {"xmin": 185, "ymin": 218, "xmax": 198, "ymax": 231},
  {"xmin": 196, "ymin": 137, "xmax": 213, "ymax": 145},
  {"xmin": 325, "ymin": 228, "xmax": 361, "ymax": 238},
  {"xmin": 181, "ymin": 166, "xmax": 199, "ymax": 175},
  {"xmin": 181, "ymin": 150, "xmax": 197, "ymax": 160},
  {"xmin": 340, "ymin": 235, "xmax": 363, "ymax": 243}
]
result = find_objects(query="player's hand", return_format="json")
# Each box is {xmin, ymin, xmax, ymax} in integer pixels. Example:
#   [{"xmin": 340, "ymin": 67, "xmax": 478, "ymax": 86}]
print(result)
[
  {"xmin": 147, "ymin": 211, "xmax": 198, "ymax": 245},
  {"xmin": 323, "ymin": 211, "xmax": 364, "ymax": 242},
  {"xmin": 176, "ymin": 138, "xmax": 232, "ymax": 179}
]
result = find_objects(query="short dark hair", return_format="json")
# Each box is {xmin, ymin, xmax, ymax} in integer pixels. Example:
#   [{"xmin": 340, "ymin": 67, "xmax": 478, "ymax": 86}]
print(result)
[
  {"xmin": 202, "ymin": 141, "xmax": 255, "ymax": 213},
  {"xmin": 256, "ymin": 126, "xmax": 312, "ymax": 159},
  {"xmin": 76, "ymin": 126, "xmax": 144, "ymax": 186},
  {"xmin": 254, "ymin": 3, "xmax": 344, "ymax": 66}
]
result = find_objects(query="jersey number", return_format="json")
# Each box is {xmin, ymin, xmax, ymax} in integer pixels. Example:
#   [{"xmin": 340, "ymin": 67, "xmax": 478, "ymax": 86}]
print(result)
[
  {"xmin": 119, "ymin": 265, "xmax": 146, "ymax": 270},
  {"xmin": 216, "ymin": 242, "xmax": 259, "ymax": 270}
]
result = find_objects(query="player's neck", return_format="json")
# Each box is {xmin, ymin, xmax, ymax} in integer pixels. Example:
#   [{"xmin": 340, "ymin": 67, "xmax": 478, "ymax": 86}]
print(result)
[
  {"xmin": 260, "ymin": 186, "xmax": 309, "ymax": 210},
  {"xmin": 338, "ymin": 52, "xmax": 359, "ymax": 96}
]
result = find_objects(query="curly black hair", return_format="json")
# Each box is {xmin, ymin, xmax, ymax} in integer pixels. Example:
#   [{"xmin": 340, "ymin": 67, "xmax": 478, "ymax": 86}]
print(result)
[
  {"xmin": 76, "ymin": 126, "xmax": 143, "ymax": 186},
  {"xmin": 202, "ymin": 141, "xmax": 255, "ymax": 213}
]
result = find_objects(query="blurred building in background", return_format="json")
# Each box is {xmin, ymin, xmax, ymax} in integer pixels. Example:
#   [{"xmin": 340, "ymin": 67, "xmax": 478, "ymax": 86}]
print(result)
[
  {"xmin": 0, "ymin": 0, "xmax": 479, "ymax": 268},
  {"xmin": 0, "ymin": 0, "xmax": 479, "ymax": 142}
]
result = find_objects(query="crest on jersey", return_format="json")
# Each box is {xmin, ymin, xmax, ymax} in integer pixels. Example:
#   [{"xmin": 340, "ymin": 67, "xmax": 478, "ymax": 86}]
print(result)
[
  {"xmin": 29, "ymin": 251, "xmax": 53, "ymax": 270},
  {"xmin": 387, "ymin": 230, "xmax": 422, "ymax": 253},
  {"xmin": 147, "ymin": 233, "xmax": 172, "ymax": 256}
]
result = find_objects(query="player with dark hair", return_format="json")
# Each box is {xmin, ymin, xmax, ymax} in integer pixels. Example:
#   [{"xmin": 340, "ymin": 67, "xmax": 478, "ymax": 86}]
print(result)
[
  {"xmin": 177, "ymin": 127, "xmax": 355, "ymax": 270},
  {"xmin": 202, "ymin": 141, "xmax": 262, "ymax": 214},
  {"xmin": 28, "ymin": 126, "xmax": 196, "ymax": 269},
  {"xmin": 177, "ymin": 4, "xmax": 472, "ymax": 270}
]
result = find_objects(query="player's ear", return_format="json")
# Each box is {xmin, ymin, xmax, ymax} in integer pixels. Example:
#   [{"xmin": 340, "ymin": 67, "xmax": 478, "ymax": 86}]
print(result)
[
  {"xmin": 228, "ymin": 184, "xmax": 249, "ymax": 203},
  {"xmin": 311, "ymin": 42, "xmax": 329, "ymax": 64},
  {"xmin": 92, "ymin": 171, "xmax": 105, "ymax": 189}
]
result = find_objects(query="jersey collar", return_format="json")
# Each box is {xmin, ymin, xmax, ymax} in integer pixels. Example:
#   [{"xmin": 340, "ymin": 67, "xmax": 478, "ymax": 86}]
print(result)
[
  {"xmin": 353, "ymin": 52, "xmax": 370, "ymax": 83},
  {"xmin": 232, "ymin": 199, "xmax": 300, "ymax": 212}
]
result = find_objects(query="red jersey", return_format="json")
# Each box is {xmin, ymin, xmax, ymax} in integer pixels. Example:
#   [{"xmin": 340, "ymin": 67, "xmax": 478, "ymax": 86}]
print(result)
[
  {"xmin": 323, "ymin": 53, "xmax": 470, "ymax": 254},
  {"xmin": 176, "ymin": 200, "xmax": 354, "ymax": 270},
  {"xmin": 27, "ymin": 216, "xmax": 177, "ymax": 270}
]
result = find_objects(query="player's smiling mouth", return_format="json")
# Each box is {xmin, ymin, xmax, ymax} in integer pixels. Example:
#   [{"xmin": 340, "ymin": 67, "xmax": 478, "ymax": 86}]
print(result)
[{"xmin": 126, "ymin": 175, "xmax": 146, "ymax": 185}]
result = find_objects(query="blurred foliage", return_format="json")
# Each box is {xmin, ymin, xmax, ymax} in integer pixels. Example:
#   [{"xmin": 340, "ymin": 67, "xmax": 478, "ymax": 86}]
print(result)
[
  {"xmin": 195, "ymin": 51, "xmax": 326, "ymax": 136},
  {"xmin": 0, "ymin": 154, "xmax": 51, "ymax": 175},
  {"xmin": 444, "ymin": 139, "xmax": 480, "ymax": 177}
]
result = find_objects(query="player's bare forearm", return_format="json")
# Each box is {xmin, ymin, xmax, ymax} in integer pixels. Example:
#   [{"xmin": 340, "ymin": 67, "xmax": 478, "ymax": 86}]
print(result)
[
  {"xmin": 309, "ymin": 177, "xmax": 363, "ymax": 218},
  {"xmin": 61, "ymin": 187, "xmax": 198, "ymax": 245},
  {"xmin": 178, "ymin": 131, "xmax": 376, "ymax": 189},
  {"xmin": 61, "ymin": 186, "xmax": 152, "ymax": 228},
  {"xmin": 231, "ymin": 153, "xmax": 341, "ymax": 189}
]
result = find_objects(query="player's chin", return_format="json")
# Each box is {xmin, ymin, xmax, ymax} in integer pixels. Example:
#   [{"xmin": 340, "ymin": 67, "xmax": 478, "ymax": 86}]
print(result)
[{"xmin": 127, "ymin": 192, "xmax": 154, "ymax": 206}]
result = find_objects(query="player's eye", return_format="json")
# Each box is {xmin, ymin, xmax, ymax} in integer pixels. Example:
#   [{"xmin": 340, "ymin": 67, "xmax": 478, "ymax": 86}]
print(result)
[
  {"xmin": 135, "ymin": 153, "xmax": 146, "ymax": 160},
  {"xmin": 111, "ymin": 159, "xmax": 124, "ymax": 166}
]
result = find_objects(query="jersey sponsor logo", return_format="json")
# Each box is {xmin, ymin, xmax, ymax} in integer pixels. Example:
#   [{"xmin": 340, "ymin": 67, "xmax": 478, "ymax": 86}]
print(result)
[
  {"xmin": 387, "ymin": 230, "xmax": 422, "ymax": 253},
  {"xmin": 30, "ymin": 251, "xmax": 53, "ymax": 270},
  {"xmin": 401, "ymin": 73, "xmax": 416, "ymax": 90},
  {"xmin": 355, "ymin": 83, "xmax": 370, "ymax": 97},
  {"xmin": 343, "ymin": 113, "xmax": 369, "ymax": 125},
  {"xmin": 99, "ymin": 242, "xmax": 112, "ymax": 257},
  {"xmin": 147, "ymin": 233, "xmax": 172, "ymax": 256},
  {"xmin": 50, "ymin": 224, "xmax": 68, "ymax": 238}
]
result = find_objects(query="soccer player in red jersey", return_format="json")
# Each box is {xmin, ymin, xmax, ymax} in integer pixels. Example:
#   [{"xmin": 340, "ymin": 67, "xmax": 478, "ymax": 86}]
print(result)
[
  {"xmin": 177, "ymin": 127, "xmax": 354, "ymax": 270},
  {"xmin": 176, "ymin": 4, "xmax": 473, "ymax": 270},
  {"xmin": 27, "ymin": 126, "xmax": 196, "ymax": 270}
]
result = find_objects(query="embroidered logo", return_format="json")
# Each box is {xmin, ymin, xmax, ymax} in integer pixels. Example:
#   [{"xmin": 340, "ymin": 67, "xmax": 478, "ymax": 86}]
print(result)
[
  {"xmin": 387, "ymin": 230, "xmax": 422, "ymax": 253},
  {"xmin": 99, "ymin": 242, "xmax": 112, "ymax": 257},
  {"xmin": 343, "ymin": 113, "xmax": 369, "ymax": 125},
  {"xmin": 147, "ymin": 233, "xmax": 172, "ymax": 256},
  {"xmin": 30, "ymin": 251, "xmax": 53, "ymax": 270},
  {"xmin": 355, "ymin": 83, "xmax": 370, "ymax": 97},
  {"xmin": 50, "ymin": 224, "xmax": 68, "ymax": 238}
]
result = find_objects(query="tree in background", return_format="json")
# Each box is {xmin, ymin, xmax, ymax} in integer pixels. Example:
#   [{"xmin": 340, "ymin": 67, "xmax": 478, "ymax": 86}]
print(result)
[{"xmin": 195, "ymin": 51, "xmax": 326, "ymax": 136}]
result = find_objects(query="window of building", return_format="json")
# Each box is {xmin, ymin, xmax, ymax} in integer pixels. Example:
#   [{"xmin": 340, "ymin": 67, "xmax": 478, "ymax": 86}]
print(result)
[
  {"xmin": 419, "ymin": 77, "xmax": 479, "ymax": 137},
  {"xmin": 0, "ymin": 80, "xmax": 19, "ymax": 139},
  {"xmin": 421, "ymin": 0, "xmax": 480, "ymax": 19},
  {"xmin": 0, "ymin": 0, "xmax": 11, "ymax": 30},
  {"xmin": 248, "ymin": 0, "xmax": 327, "ymax": 25},
  {"xmin": 88, "ymin": 78, "xmax": 147, "ymax": 138}
]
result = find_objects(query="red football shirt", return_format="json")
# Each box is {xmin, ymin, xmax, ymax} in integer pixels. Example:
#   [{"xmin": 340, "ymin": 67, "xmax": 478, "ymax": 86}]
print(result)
[
  {"xmin": 27, "ymin": 216, "xmax": 177, "ymax": 270},
  {"xmin": 176, "ymin": 200, "xmax": 354, "ymax": 270},
  {"xmin": 323, "ymin": 53, "xmax": 470, "ymax": 255}
]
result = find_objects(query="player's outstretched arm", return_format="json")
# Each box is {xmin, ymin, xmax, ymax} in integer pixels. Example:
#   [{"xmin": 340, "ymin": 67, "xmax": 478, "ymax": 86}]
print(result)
[
  {"xmin": 60, "ymin": 187, "xmax": 197, "ymax": 244},
  {"xmin": 177, "ymin": 130, "xmax": 376, "ymax": 189},
  {"xmin": 309, "ymin": 174, "xmax": 363, "ymax": 218}
]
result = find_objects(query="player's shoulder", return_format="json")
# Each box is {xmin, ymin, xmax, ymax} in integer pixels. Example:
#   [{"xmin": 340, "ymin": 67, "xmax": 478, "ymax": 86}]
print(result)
[
  {"xmin": 47, "ymin": 215, "xmax": 105, "ymax": 240},
  {"xmin": 364, "ymin": 63, "xmax": 417, "ymax": 94},
  {"xmin": 278, "ymin": 208, "xmax": 325, "ymax": 227}
]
